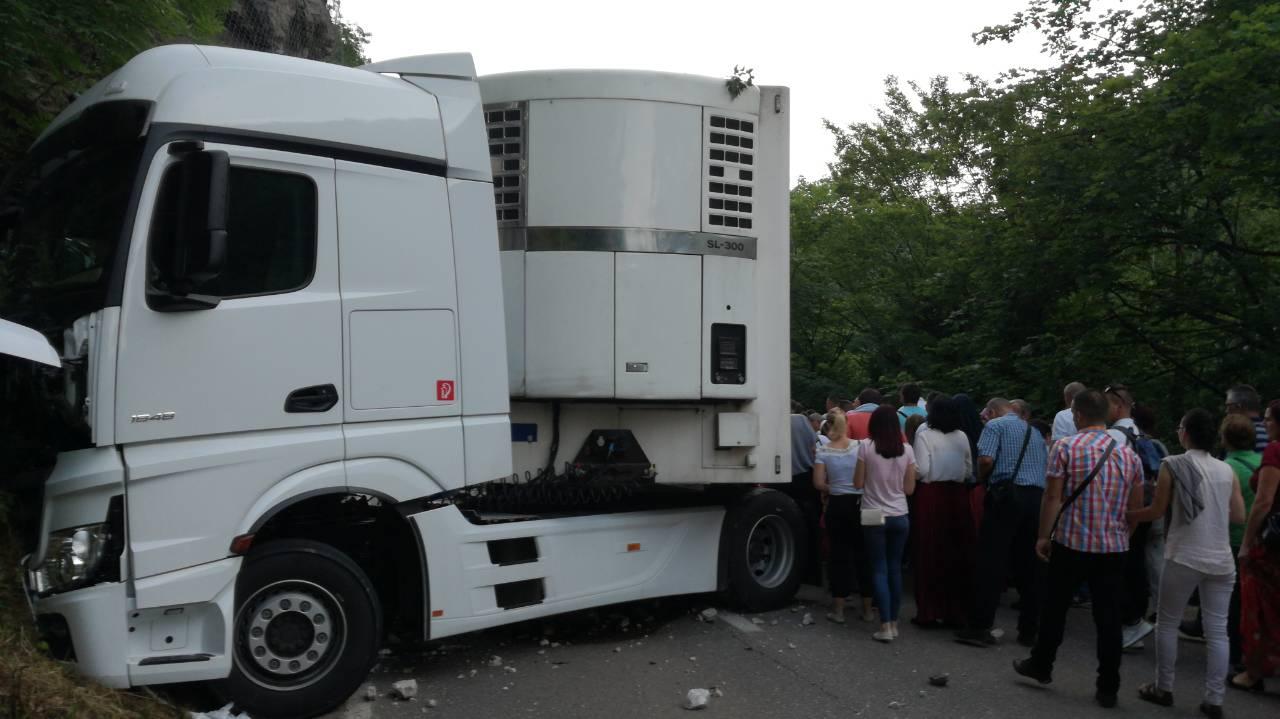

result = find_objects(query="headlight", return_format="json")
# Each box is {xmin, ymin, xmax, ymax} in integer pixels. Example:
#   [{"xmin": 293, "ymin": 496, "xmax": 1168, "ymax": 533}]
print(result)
[{"xmin": 34, "ymin": 523, "xmax": 109, "ymax": 595}]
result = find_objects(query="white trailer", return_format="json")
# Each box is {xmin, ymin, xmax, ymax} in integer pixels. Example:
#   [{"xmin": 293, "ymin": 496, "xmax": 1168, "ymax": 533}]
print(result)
[{"xmin": 0, "ymin": 46, "xmax": 797, "ymax": 718}]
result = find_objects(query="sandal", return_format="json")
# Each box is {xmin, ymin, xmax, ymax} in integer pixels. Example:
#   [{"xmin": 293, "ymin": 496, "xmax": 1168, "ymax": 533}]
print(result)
[
  {"xmin": 1137, "ymin": 682, "xmax": 1173, "ymax": 707},
  {"xmin": 1228, "ymin": 672, "xmax": 1265, "ymax": 693}
]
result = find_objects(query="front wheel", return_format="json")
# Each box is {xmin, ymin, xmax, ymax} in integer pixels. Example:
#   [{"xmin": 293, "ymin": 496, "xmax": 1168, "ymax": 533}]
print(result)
[
  {"xmin": 721, "ymin": 488, "xmax": 805, "ymax": 611},
  {"xmin": 224, "ymin": 539, "xmax": 382, "ymax": 719}
]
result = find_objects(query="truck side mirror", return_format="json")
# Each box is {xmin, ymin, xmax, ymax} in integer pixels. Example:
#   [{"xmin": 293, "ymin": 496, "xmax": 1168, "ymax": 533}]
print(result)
[
  {"xmin": 148, "ymin": 149, "xmax": 229, "ymax": 311},
  {"xmin": 175, "ymin": 149, "xmax": 229, "ymax": 287}
]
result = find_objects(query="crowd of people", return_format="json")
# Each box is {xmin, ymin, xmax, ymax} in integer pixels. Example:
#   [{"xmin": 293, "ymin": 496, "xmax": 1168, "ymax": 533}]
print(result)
[{"xmin": 788, "ymin": 382, "xmax": 1279, "ymax": 715}]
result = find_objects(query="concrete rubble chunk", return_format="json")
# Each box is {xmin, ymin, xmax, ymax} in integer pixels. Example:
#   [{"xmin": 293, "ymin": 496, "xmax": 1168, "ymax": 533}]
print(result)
[
  {"xmin": 189, "ymin": 704, "xmax": 250, "ymax": 719},
  {"xmin": 751, "ymin": 617, "xmax": 765, "ymax": 625},
  {"xmin": 710, "ymin": 687, "xmax": 724, "ymax": 698},
  {"xmin": 540, "ymin": 638, "xmax": 551, "ymax": 647},
  {"xmin": 684, "ymin": 688, "xmax": 711, "ymax": 710},
  {"xmin": 889, "ymin": 701, "xmax": 903, "ymax": 709},
  {"xmin": 427, "ymin": 699, "xmax": 438, "ymax": 708},
  {"xmin": 487, "ymin": 655, "xmax": 504, "ymax": 667},
  {"xmin": 392, "ymin": 679, "xmax": 418, "ymax": 701},
  {"xmin": 787, "ymin": 642, "xmax": 797, "ymax": 649},
  {"xmin": 614, "ymin": 647, "xmax": 623, "ymax": 653},
  {"xmin": 698, "ymin": 608, "xmax": 718, "ymax": 623},
  {"xmin": 801, "ymin": 613, "xmax": 815, "ymax": 626},
  {"xmin": 504, "ymin": 666, "xmax": 518, "ymax": 673},
  {"xmin": 364, "ymin": 685, "xmax": 378, "ymax": 701}
]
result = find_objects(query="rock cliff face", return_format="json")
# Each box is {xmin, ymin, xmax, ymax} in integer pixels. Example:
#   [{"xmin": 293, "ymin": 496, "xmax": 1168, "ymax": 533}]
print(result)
[{"xmin": 222, "ymin": 0, "xmax": 337, "ymax": 60}]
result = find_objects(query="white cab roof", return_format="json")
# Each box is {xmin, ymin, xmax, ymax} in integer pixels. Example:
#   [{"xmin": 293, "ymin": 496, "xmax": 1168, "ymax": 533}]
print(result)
[{"xmin": 39, "ymin": 45, "xmax": 456, "ymax": 170}]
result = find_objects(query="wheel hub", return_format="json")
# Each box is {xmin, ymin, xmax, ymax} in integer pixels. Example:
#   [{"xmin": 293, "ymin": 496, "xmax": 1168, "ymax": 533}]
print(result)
[
  {"xmin": 746, "ymin": 515, "xmax": 795, "ymax": 589},
  {"xmin": 242, "ymin": 587, "xmax": 338, "ymax": 679}
]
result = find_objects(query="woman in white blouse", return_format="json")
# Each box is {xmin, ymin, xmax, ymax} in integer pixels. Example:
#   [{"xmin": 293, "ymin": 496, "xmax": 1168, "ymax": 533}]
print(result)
[{"xmin": 910, "ymin": 398, "xmax": 976, "ymax": 628}]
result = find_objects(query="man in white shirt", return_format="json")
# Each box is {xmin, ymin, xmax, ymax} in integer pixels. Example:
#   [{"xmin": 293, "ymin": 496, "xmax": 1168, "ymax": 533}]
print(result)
[
  {"xmin": 1104, "ymin": 384, "xmax": 1155, "ymax": 651},
  {"xmin": 1052, "ymin": 381, "xmax": 1086, "ymax": 441}
]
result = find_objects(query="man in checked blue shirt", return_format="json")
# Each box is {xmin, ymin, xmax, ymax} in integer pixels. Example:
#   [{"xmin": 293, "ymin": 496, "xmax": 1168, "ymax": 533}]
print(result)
[{"xmin": 956, "ymin": 398, "xmax": 1049, "ymax": 648}]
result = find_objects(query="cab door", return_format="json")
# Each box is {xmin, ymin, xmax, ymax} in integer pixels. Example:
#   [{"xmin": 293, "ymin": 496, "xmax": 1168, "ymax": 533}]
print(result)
[{"xmin": 115, "ymin": 143, "xmax": 344, "ymax": 581}]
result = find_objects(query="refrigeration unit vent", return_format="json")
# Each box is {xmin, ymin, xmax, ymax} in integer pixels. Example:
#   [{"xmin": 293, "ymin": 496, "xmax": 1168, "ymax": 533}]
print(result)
[
  {"xmin": 485, "ymin": 102, "xmax": 526, "ymax": 225},
  {"xmin": 704, "ymin": 113, "xmax": 756, "ymax": 232}
]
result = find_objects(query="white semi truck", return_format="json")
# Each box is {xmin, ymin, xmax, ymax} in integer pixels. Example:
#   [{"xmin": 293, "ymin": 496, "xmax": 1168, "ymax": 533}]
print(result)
[{"xmin": 0, "ymin": 45, "xmax": 798, "ymax": 718}]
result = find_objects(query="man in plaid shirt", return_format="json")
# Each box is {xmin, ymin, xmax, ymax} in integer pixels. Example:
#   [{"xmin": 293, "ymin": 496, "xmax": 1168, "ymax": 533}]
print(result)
[{"xmin": 1013, "ymin": 389, "xmax": 1144, "ymax": 709}]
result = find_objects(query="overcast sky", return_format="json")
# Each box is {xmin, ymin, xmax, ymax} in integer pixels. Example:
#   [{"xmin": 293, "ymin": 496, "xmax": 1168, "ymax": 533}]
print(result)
[{"xmin": 344, "ymin": 0, "xmax": 1050, "ymax": 184}]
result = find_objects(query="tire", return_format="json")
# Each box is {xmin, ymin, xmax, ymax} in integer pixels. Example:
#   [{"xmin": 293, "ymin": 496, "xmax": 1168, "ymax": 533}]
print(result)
[
  {"xmin": 721, "ymin": 488, "xmax": 805, "ymax": 611},
  {"xmin": 223, "ymin": 539, "xmax": 382, "ymax": 719}
]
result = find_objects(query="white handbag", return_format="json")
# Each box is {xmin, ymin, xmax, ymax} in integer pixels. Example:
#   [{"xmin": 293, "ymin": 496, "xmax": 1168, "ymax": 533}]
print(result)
[{"xmin": 860, "ymin": 508, "xmax": 885, "ymax": 526}]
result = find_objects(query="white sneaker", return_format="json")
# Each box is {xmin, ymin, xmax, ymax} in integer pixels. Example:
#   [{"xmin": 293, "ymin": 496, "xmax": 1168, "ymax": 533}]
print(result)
[
  {"xmin": 873, "ymin": 629, "xmax": 894, "ymax": 643},
  {"xmin": 1122, "ymin": 620, "xmax": 1154, "ymax": 648}
]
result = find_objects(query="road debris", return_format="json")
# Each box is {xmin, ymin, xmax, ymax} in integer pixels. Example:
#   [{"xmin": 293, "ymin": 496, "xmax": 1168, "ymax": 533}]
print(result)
[
  {"xmin": 697, "ymin": 608, "xmax": 718, "ymax": 623},
  {"xmin": 750, "ymin": 617, "xmax": 765, "ymax": 625},
  {"xmin": 364, "ymin": 685, "xmax": 377, "ymax": 701},
  {"xmin": 487, "ymin": 655, "xmax": 504, "ymax": 667},
  {"xmin": 189, "ymin": 704, "xmax": 251, "ymax": 719},
  {"xmin": 928, "ymin": 674, "xmax": 949, "ymax": 687},
  {"xmin": 392, "ymin": 679, "xmax": 418, "ymax": 701},
  {"xmin": 684, "ymin": 688, "xmax": 711, "ymax": 710},
  {"xmin": 801, "ymin": 613, "xmax": 815, "ymax": 626},
  {"xmin": 889, "ymin": 701, "xmax": 904, "ymax": 709}
]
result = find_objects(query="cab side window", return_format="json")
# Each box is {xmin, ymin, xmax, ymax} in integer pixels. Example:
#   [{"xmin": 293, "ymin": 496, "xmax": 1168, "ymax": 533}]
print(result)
[{"xmin": 150, "ymin": 164, "xmax": 317, "ymax": 298}]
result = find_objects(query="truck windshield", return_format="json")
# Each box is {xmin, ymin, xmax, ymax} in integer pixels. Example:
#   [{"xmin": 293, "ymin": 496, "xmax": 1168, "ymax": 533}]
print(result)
[{"xmin": 0, "ymin": 101, "xmax": 148, "ymax": 334}]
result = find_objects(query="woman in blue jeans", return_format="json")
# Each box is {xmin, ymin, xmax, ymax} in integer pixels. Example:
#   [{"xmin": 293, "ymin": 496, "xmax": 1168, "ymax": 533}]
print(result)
[{"xmin": 855, "ymin": 406, "xmax": 917, "ymax": 642}]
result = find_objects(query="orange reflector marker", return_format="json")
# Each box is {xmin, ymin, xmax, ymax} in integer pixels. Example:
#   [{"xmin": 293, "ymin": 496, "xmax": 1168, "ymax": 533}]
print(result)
[
  {"xmin": 229, "ymin": 534, "xmax": 255, "ymax": 555},
  {"xmin": 431, "ymin": 609, "xmax": 444, "ymax": 618},
  {"xmin": 627, "ymin": 543, "xmax": 641, "ymax": 552}
]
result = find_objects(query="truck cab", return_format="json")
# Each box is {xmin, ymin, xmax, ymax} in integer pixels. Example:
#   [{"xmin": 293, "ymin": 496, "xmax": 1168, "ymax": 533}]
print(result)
[{"xmin": 2, "ymin": 45, "xmax": 795, "ymax": 718}]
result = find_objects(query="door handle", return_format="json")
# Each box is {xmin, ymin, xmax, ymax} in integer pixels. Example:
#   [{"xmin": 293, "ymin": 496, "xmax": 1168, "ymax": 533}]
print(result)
[{"xmin": 284, "ymin": 384, "xmax": 339, "ymax": 413}]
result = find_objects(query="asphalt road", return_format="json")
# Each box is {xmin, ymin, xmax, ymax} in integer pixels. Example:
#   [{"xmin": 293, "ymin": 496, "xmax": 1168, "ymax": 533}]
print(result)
[{"xmin": 302, "ymin": 583, "xmax": 1279, "ymax": 719}]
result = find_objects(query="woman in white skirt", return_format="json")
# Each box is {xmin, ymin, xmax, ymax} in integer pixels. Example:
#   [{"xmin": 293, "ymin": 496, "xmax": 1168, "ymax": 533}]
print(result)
[{"xmin": 1128, "ymin": 408, "xmax": 1245, "ymax": 719}]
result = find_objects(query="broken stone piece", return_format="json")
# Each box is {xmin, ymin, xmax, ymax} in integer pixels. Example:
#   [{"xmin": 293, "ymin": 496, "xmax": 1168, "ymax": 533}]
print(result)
[
  {"xmin": 801, "ymin": 613, "xmax": 815, "ymax": 626},
  {"xmin": 392, "ymin": 679, "xmax": 418, "ymax": 701},
  {"xmin": 364, "ymin": 685, "xmax": 377, "ymax": 701},
  {"xmin": 928, "ymin": 674, "xmax": 949, "ymax": 688},
  {"xmin": 698, "ymin": 608, "xmax": 718, "ymax": 623},
  {"xmin": 487, "ymin": 656, "xmax": 503, "ymax": 667},
  {"xmin": 684, "ymin": 688, "xmax": 710, "ymax": 710}
]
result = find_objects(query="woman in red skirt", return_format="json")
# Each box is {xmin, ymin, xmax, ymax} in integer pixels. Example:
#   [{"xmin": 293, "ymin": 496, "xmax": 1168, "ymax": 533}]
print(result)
[
  {"xmin": 911, "ymin": 398, "xmax": 976, "ymax": 627},
  {"xmin": 1231, "ymin": 400, "xmax": 1280, "ymax": 691}
]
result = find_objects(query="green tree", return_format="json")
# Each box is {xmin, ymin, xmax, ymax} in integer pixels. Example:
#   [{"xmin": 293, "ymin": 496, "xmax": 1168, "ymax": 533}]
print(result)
[{"xmin": 794, "ymin": 0, "xmax": 1280, "ymax": 431}]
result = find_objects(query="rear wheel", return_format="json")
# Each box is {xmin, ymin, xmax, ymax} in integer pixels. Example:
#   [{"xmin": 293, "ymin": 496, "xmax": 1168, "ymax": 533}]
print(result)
[
  {"xmin": 721, "ymin": 489, "xmax": 805, "ymax": 611},
  {"xmin": 225, "ymin": 539, "xmax": 381, "ymax": 719}
]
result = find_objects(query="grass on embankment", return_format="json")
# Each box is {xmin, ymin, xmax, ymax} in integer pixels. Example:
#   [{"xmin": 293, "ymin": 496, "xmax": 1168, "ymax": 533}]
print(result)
[{"xmin": 0, "ymin": 492, "xmax": 183, "ymax": 719}]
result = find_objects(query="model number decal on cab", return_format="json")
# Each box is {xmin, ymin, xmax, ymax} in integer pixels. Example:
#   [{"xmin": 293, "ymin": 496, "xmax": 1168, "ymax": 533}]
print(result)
[
  {"xmin": 130, "ymin": 411, "xmax": 176, "ymax": 423},
  {"xmin": 705, "ymin": 238, "xmax": 747, "ymax": 255}
]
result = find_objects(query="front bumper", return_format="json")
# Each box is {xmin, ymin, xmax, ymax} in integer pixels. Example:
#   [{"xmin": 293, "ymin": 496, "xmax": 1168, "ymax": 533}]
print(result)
[
  {"xmin": 25, "ymin": 577, "xmax": 132, "ymax": 689},
  {"xmin": 24, "ymin": 557, "xmax": 240, "ymax": 688}
]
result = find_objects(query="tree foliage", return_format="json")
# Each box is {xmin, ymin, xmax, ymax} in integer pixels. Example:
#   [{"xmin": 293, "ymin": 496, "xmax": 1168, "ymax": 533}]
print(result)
[{"xmin": 792, "ymin": 0, "xmax": 1280, "ymax": 431}]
